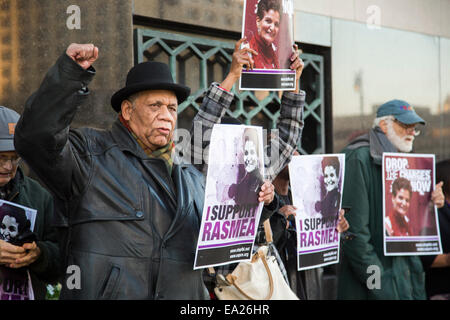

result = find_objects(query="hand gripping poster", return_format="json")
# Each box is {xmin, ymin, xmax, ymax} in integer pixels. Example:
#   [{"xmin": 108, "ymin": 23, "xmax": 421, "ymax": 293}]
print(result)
[
  {"xmin": 289, "ymin": 154, "xmax": 345, "ymax": 270},
  {"xmin": 383, "ymin": 153, "xmax": 443, "ymax": 255},
  {"xmin": 194, "ymin": 124, "xmax": 265, "ymax": 269},
  {"xmin": 0, "ymin": 200, "xmax": 37, "ymax": 300},
  {"xmin": 240, "ymin": 0, "xmax": 296, "ymax": 91}
]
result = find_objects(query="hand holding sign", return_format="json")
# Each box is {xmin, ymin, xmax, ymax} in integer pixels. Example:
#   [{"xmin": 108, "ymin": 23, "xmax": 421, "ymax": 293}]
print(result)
[
  {"xmin": 336, "ymin": 209, "xmax": 349, "ymax": 233},
  {"xmin": 279, "ymin": 205, "xmax": 297, "ymax": 229},
  {"xmin": 431, "ymin": 181, "xmax": 445, "ymax": 209},
  {"xmin": 8, "ymin": 241, "xmax": 41, "ymax": 269},
  {"xmin": 221, "ymin": 38, "xmax": 258, "ymax": 91},
  {"xmin": 258, "ymin": 180, "xmax": 275, "ymax": 205},
  {"xmin": 0, "ymin": 240, "xmax": 26, "ymax": 265},
  {"xmin": 290, "ymin": 44, "xmax": 304, "ymax": 84}
]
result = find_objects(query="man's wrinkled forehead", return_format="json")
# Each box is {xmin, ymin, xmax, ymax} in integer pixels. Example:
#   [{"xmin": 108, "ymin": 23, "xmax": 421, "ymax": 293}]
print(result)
[{"xmin": 137, "ymin": 89, "xmax": 178, "ymax": 105}]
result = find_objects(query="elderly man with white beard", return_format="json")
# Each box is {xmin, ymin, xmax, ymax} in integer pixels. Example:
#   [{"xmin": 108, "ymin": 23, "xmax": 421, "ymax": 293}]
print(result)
[{"xmin": 337, "ymin": 99, "xmax": 445, "ymax": 300}]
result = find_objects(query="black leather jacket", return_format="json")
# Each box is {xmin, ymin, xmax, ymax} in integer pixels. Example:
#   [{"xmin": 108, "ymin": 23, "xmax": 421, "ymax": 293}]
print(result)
[{"xmin": 15, "ymin": 53, "xmax": 209, "ymax": 300}]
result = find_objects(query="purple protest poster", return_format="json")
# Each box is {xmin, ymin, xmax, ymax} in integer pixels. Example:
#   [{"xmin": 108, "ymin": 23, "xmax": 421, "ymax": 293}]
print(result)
[
  {"xmin": 0, "ymin": 200, "xmax": 37, "ymax": 300},
  {"xmin": 383, "ymin": 153, "xmax": 442, "ymax": 255},
  {"xmin": 194, "ymin": 124, "xmax": 265, "ymax": 269},
  {"xmin": 289, "ymin": 154, "xmax": 345, "ymax": 270},
  {"xmin": 240, "ymin": 0, "xmax": 296, "ymax": 91}
]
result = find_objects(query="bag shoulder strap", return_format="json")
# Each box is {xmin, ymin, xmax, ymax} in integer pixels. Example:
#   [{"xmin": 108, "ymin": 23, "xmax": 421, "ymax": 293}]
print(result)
[
  {"xmin": 263, "ymin": 219, "xmax": 273, "ymax": 243},
  {"xmin": 225, "ymin": 250, "xmax": 274, "ymax": 300}
]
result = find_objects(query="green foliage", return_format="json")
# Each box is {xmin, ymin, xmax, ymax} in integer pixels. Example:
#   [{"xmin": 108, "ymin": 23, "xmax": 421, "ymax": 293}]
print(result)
[{"xmin": 45, "ymin": 283, "xmax": 61, "ymax": 300}]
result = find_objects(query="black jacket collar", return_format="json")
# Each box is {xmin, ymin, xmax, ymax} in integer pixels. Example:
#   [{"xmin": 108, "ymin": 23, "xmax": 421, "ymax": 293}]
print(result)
[{"xmin": 109, "ymin": 119, "xmax": 150, "ymax": 159}]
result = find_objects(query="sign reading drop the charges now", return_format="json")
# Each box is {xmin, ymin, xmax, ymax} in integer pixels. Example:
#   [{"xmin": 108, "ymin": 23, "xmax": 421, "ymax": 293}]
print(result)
[
  {"xmin": 194, "ymin": 124, "xmax": 265, "ymax": 269},
  {"xmin": 289, "ymin": 154, "xmax": 345, "ymax": 270},
  {"xmin": 383, "ymin": 153, "xmax": 443, "ymax": 256}
]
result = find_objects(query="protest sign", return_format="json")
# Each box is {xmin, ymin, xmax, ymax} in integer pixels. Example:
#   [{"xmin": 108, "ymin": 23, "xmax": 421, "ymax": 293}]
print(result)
[
  {"xmin": 383, "ymin": 153, "xmax": 442, "ymax": 255},
  {"xmin": 289, "ymin": 154, "xmax": 345, "ymax": 270},
  {"xmin": 0, "ymin": 200, "xmax": 37, "ymax": 300},
  {"xmin": 240, "ymin": 0, "xmax": 296, "ymax": 91},
  {"xmin": 194, "ymin": 124, "xmax": 265, "ymax": 269}
]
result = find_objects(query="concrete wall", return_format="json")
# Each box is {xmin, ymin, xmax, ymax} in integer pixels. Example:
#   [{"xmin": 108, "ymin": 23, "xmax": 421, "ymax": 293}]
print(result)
[
  {"xmin": 133, "ymin": 0, "xmax": 450, "ymax": 39},
  {"xmin": 294, "ymin": 0, "xmax": 450, "ymax": 38},
  {"xmin": 0, "ymin": 0, "xmax": 134, "ymax": 128},
  {"xmin": 133, "ymin": 0, "xmax": 244, "ymax": 33}
]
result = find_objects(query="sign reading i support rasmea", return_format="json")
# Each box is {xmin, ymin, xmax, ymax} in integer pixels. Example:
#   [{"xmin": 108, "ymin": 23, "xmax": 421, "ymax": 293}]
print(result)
[
  {"xmin": 289, "ymin": 154, "xmax": 345, "ymax": 270},
  {"xmin": 194, "ymin": 124, "xmax": 265, "ymax": 269}
]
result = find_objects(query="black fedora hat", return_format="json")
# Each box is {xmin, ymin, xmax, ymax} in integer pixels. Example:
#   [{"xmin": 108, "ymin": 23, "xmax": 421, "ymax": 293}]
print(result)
[{"xmin": 111, "ymin": 61, "xmax": 191, "ymax": 112}]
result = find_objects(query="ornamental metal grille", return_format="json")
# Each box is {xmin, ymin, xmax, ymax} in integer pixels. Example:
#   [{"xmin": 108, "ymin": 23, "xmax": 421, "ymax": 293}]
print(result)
[{"xmin": 134, "ymin": 28, "xmax": 325, "ymax": 154}]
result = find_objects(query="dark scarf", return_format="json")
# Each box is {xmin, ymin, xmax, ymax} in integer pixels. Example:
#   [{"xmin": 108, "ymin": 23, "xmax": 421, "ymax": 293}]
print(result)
[
  {"xmin": 0, "ymin": 181, "xmax": 13, "ymax": 200},
  {"xmin": 346, "ymin": 127, "xmax": 397, "ymax": 165}
]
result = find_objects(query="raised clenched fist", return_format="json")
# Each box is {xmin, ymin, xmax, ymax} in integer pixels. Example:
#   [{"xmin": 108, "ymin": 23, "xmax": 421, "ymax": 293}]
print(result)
[{"xmin": 66, "ymin": 43, "xmax": 99, "ymax": 70}]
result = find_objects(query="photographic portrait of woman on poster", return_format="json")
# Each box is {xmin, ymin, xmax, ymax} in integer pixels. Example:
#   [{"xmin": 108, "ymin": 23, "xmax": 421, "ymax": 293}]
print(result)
[
  {"xmin": 228, "ymin": 128, "xmax": 264, "ymax": 206},
  {"xmin": 315, "ymin": 156, "xmax": 342, "ymax": 219},
  {"xmin": 0, "ymin": 203, "xmax": 30, "ymax": 245},
  {"xmin": 247, "ymin": 0, "xmax": 282, "ymax": 69},
  {"xmin": 385, "ymin": 177, "xmax": 413, "ymax": 236}
]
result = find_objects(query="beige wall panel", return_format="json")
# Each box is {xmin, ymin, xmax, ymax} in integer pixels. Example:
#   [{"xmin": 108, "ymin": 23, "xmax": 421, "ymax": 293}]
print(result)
[
  {"xmin": 330, "ymin": 0, "xmax": 356, "ymax": 20},
  {"xmin": 133, "ymin": 0, "xmax": 244, "ymax": 33},
  {"xmin": 294, "ymin": 0, "xmax": 332, "ymax": 16},
  {"xmin": 354, "ymin": 0, "xmax": 442, "ymax": 36}
]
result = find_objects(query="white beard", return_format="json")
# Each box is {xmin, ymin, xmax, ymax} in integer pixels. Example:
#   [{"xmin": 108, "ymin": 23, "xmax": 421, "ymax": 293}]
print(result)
[{"xmin": 385, "ymin": 120, "xmax": 414, "ymax": 153}]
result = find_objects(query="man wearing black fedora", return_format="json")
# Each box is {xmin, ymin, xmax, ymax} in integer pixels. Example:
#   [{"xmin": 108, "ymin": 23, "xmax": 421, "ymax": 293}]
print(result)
[{"xmin": 14, "ymin": 43, "xmax": 233, "ymax": 299}]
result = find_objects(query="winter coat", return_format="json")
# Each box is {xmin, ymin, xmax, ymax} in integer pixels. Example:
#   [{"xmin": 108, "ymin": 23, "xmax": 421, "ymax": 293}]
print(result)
[{"xmin": 2, "ymin": 168, "xmax": 60, "ymax": 299}]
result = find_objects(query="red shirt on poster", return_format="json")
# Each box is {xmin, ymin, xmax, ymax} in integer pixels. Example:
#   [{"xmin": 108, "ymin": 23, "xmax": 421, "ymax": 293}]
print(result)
[{"xmin": 248, "ymin": 33, "xmax": 280, "ymax": 69}]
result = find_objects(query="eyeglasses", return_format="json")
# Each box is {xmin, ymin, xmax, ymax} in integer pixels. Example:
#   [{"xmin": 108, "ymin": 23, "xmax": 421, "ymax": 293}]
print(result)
[
  {"xmin": 0, "ymin": 155, "xmax": 21, "ymax": 166},
  {"xmin": 394, "ymin": 119, "xmax": 421, "ymax": 136}
]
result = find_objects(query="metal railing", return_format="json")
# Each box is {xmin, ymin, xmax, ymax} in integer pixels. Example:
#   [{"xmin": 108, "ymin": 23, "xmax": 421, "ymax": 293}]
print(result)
[{"xmin": 134, "ymin": 28, "xmax": 325, "ymax": 154}]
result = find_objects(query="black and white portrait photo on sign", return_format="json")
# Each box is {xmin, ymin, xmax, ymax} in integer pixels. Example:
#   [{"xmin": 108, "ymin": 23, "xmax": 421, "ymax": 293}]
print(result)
[
  {"xmin": 194, "ymin": 124, "xmax": 265, "ymax": 269},
  {"xmin": 289, "ymin": 154, "xmax": 345, "ymax": 270}
]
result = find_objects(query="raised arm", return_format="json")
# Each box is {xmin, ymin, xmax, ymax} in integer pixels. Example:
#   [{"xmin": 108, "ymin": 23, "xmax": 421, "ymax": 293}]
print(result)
[
  {"xmin": 188, "ymin": 38, "xmax": 255, "ymax": 173},
  {"xmin": 263, "ymin": 44, "xmax": 305, "ymax": 181},
  {"xmin": 14, "ymin": 44, "xmax": 98, "ymax": 200}
]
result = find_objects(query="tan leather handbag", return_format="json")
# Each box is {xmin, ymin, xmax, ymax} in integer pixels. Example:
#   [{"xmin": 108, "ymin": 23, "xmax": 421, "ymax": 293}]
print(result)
[{"xmin": 214, "ymin": 220, "xmax": 299, "ymax": 300}]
